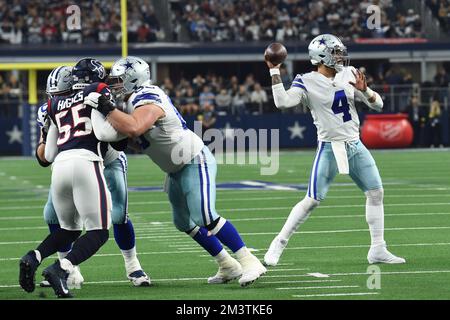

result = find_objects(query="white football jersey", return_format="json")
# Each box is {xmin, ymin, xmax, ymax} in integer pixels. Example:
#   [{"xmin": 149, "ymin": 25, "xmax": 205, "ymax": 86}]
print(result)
[
  {"xmin": 124, "ymin": 83, "xmax": 204, "ymax": 173},
  {"xmin": 291, "ymin": 66, "xmax": 363, "ymax": 142}
]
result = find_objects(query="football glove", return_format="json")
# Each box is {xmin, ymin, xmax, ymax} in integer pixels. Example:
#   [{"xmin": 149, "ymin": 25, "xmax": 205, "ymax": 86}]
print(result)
[{"xmin": 97, "ymin": 94, "xmax": 116, "ymax": 116}]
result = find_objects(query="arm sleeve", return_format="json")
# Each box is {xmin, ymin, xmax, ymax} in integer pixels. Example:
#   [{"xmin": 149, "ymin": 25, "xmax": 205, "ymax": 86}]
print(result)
[
  {"xmin": 354, "ymin": 88, "xmax": 384, "ymax": 112},
  {"xmin": 271, "ymin": 83, "xmax": 307, "ymax": 109},
  {"xmin": 91, "ymin": 109, "xmax": 127, "ymax": 142},
  {"xmin": 44, "ymin": 123, "xmax": 58, "ymax": 163}
]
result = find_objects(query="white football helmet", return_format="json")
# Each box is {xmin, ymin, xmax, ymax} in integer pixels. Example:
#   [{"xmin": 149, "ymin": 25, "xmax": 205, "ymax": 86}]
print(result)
[
  {"xmin": 108, "ymin": 56, "xmax": 151, "ymax": 99},
  {"xmin": 46, "ymin": 66, "xmax": 73, "ymax": 97},
  {"xmin": 36, "ymin": 102, "xmax": 49, "ymax": 130},
  {"xmin": 308, "ymin": 34, "xmax": 349, "ymax": 72}
]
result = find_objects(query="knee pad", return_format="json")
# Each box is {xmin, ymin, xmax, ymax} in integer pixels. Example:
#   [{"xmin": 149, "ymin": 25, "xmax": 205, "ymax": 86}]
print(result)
[
  {"xmin": 365, "ymin": 188, "xmax": 384, "ymax": 206},
  {"xmin": 186, "ymin": 226, "xmax": 200, "ymax": 237}
]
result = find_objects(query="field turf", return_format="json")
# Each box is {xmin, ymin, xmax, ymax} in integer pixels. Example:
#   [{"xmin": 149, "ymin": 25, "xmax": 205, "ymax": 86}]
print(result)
[{"xmin": 0, "ymin": 149, "xmax": 449, "ymax": 300}]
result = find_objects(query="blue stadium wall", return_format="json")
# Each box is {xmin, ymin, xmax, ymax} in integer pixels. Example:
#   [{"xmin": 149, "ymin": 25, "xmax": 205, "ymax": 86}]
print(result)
[{"xmin": 1, "ymin": 107, "xmax": 447, "ymax": 156}]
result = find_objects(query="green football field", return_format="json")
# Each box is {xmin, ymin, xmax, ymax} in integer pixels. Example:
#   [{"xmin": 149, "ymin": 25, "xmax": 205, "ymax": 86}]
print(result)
[{"xmin": 0, "ymin": 149, "xmax": 450, "ymax": 300}]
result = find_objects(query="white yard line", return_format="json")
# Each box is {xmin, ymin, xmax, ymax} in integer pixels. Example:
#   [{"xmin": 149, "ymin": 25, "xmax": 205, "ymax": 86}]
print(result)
[
  {"xmin": 2, "ymin": 210, "xmax": 450, "ymax": 224},
  {"xmin": 261, "ymin": 279, "xmax": 342, "ymax": 284},
  {"xmin": 3, "ymin": 241, "xmax": 450, "ymax": 261},
  {"xmin": 2, "ymin": 226, "xmax": 450, "ymax": 247},
  {"xmin": 277, "ymin": 285, "xmax": 359, "ymax": 290},
  {"xmin": 2, "ymin": 269, "xmax": 450, "ymax": 288},
  {"xmin": 292, "ymin": 292, "xmax": 379, "ymax": 298}
]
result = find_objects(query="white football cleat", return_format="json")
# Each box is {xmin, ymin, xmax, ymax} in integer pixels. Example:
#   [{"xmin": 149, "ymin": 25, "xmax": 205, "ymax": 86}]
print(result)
[
  {"xmin": 238, "ymin": 254, "xmax": 267, "ymax": 287},
  {"xmin": 263, "ymin": 236, "xmax": 288, "ymax": 266},
  {"xmin": 66, "ymin": 265, "xmax": 84, "ymax": 289},
  {"xmin": 207, "ymin": 257, "xmax": 242, "ymax": 284},
  {"xmin": 367, "ymin": 242, "xmax": 406, "ymax": 264},
  {"xmin": 127, "ymin": 270, "xmax": 151, "ymax": 287}
]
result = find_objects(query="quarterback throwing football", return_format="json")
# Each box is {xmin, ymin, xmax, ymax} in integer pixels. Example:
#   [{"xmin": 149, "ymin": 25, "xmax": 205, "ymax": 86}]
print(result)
[{"xmin": 264, "ymin": 34, "xmax": 406, "ymax": 266}]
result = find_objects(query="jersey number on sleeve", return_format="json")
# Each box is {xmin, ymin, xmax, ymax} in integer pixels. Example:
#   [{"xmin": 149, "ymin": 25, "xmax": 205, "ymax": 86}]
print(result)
[
  {"xmin": 331, "ymin": 90, "xmax": 352, "ymax": 123},
  {"xmin": 55, "ymin": 104, "xmax": 92, "ymax": 145}
]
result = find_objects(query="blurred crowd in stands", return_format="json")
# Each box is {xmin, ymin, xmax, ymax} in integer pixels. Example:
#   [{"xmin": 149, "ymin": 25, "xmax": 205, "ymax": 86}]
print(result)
[
  {"xmin": 0, "ymin": 65, "xmax": 449, "ymax": 147},
  {"xmin": 427, "ymin": 0, "xmax": 450, "ymax": 36},
  {"xmin": 0, "ymin": 71, "xmax": 22, "ymax": 118},
  {"xmin": 0, "ymin": 0, "xmax": 162, "ymax": 44},
  {"xmin": 2, "ymin": 0, "xmax": 449, "ymax": 44},
  {"xmin": 172, "ymin": 0, "xmax": 425, "ymax": 42}
]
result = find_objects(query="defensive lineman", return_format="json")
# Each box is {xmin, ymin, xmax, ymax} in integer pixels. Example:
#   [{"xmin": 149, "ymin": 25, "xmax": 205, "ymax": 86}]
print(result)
[
  {"xmin": 36, "ymin": 64, "xmax": 150, "ymax": 288},
  {"xmin": 19, "ymin": 58, "xmax": 125, "ymax": 298},
  {"xmin": 264, "ymin": 34, "xmax": 406, "ymax": 266},
  {"xmin": 86, "ymin": 56, "xmax": 267, "ymax": 286}
]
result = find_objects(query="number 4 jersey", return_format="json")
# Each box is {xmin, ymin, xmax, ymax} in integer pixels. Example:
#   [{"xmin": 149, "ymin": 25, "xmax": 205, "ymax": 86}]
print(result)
[
  {"xmin": 291, "ymin": 66, "xmax": 369, "ymax": 142},
  {"xmin": 124, "ymin": 82, "xmax": 204, "ymax": 173},
  {"xmin": 47, "ymin": 82, "xmax": 111, "ymax": 160}
]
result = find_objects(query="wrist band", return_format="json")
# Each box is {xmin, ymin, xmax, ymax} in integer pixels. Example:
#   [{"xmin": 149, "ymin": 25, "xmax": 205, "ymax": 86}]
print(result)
[
  {"xmin": 270, "ymin": 68, "xmax": 281, "ymax": 76},
  {"xmin": 363, "ymin": 87, "xmax": 374, "ymax": 99}
]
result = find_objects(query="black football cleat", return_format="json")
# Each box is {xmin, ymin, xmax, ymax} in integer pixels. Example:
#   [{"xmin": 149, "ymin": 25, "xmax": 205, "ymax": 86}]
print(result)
[
  {"xmin": 19, "ymin": 250, "xmax": 40, "ymax": 293},
  {"xmin": 42, "ymin": 260, "xmax": 72, "ymax": 298}
]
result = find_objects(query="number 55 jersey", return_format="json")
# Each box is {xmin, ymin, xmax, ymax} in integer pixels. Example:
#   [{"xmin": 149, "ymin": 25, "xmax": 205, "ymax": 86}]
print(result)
[
  {"xmin": 291, "ymin": 66, "xmax": 370, "ymax": 142},
  {"xmin": 47, "ymin": 82, "xmax": 111, "ymax": 161}
]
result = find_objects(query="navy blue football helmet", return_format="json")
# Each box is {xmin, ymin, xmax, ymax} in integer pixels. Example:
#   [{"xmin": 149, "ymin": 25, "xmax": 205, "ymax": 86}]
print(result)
[{"xmin": 72, "ymin": 58, "xmax": 106, "ymax": 89}]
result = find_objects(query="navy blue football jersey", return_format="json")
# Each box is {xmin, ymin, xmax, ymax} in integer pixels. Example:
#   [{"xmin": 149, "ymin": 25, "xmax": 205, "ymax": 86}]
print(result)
[{"xmin": 47, "ymin": 82, "xmax": 112, "ymax": 157}]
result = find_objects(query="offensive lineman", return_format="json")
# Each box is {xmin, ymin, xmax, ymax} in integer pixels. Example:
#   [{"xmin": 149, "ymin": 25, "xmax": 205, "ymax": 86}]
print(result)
[
  {"xmin": 35, "ymin": 64, "xmax": 150, "ymax": 288},
  {"xmin": 86, "ymin": 56, "xmax": 267, "ymax": 287},
  {"xmin": 264, "ymin": 34, "xmax": 406, "ymax": 266},
  {"xmin": 19, "ymin": 58, "xmax": 126, "ymax": 298}
]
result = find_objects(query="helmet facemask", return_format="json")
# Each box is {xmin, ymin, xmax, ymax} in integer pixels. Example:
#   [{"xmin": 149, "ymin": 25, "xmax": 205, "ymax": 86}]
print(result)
[
  {"xmin": 106, "ymin": 75, "xmax": 128, "ymax": 101},
  {"xmin": 329, "ymin": 46, "xmax": 349, "ymax": 72}
]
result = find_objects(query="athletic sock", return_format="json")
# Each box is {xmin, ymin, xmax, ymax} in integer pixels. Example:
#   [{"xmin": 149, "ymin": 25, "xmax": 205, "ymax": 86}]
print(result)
[
  {"xmin": 209, "ymin": 218, "xmax": 245, "ymax": 253},
  {"xmin": 113, "ymin": 220, "xmax": 135, "ymax": 250},
  {"xmin": 57, "ymin": 251, "xmax": 70, "ymax": 260},
  {"xmin": 365, "ymin": 189, "xmax": 385, "ymax": 247},
  {"xmin": 48, "ymin": 223, "xmax": 72, "ymax": 252},
  {"xmin": 65, "ymin": 230, "xmax": 109, "ymax": 266},
  {"xmin": 121, "ymin": 247, "xmax": 142, "ymax": 274},
  {"xmin": 366, "ymin": 203, "xmax": 385, "ymax": 247},
  {"xmin": 36, "ymin": 229, "xmax": 81, "ymax": 260},
  {"xmin": 279, "ymin": 197, "xmax": 319, "ymax": 241},
  {"xmin": 188, "ymin": 226, "xmax": 223, "ymax": 256}
]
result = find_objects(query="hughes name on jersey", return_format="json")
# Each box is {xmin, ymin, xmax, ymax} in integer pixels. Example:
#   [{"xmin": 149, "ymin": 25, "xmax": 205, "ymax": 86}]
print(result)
[
  {"xmin": 47, "ymin": 82, "xmax": 112, "ymax": 159},
  {"xmin": 124, "ymin": 83, "xmax": 204, "ymax": 173}
]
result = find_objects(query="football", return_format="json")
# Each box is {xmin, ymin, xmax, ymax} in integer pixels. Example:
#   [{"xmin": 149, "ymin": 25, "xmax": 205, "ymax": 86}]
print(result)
[{"xmin": 264, "ymin": 42, "xmax": 288, "ymax": 66}]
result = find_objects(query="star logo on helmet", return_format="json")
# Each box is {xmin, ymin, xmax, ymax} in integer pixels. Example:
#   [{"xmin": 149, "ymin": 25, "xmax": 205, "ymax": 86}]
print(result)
[
  {"xmin": 318, "ymin": 38, "xmax": 326, "ymax": 46},
  {"xmin": 122, "ymin": 60, "xmax": 134, "ymax": 71}
]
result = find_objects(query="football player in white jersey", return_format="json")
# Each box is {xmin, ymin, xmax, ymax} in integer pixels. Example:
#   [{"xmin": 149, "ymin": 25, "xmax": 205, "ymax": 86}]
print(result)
[
  {"xmin": 86, "ymin": 56, "xmax": 267, "ymax": 287},
  {"xmin": 35, "ymin": 65, "xmax": 150, "ymax": 289},
  {"xmin": 263, "ymin": 34, "xmax": 406, "ymax": 266}
]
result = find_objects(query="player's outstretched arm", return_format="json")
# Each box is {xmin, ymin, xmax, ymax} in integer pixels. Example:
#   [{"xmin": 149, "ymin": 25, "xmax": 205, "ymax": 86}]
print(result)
[
  {"xmin": 107, "ymin": 104, "xmax": 165, "ymax": 138},
  {"xmin": 35, "ymin": 129, "xmax": 51, "ymax": 167},
  {"xmin": 266, "ymin": 61, "xmax": 303, "ymax": 109},
  {"xmin": 349, "ymin": 69, "xmax": 383, "ymax": 112},
  {"xmin": 44, "ymin": 122, "xmax": 58, "ymax": 163},
  {"xmin": 91, "ymin": 109, "xmax": 127, "ymax": 142}
]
